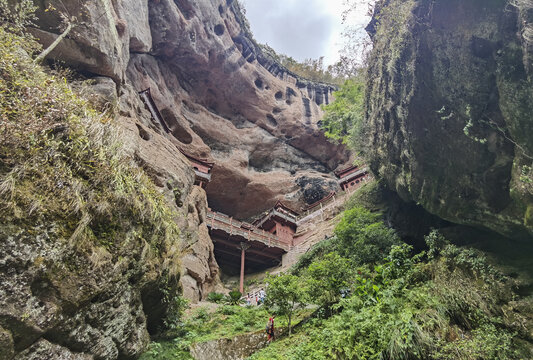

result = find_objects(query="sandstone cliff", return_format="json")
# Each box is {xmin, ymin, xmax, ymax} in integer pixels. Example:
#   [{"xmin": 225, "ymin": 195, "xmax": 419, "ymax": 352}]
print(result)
[
  {"xmin": 31, "ymin": 0, "xmax": 349, "ymax": 220},
  {"xmin": 28, "ymin": 0, "xmax": 351, "ymax": 299},
  {"xmin": 366, "ymin": 0, "xmax": 533, "ymax": 240},
  {"xmin": 0, "ymin": 1, "xmax": 351, "ymax": 358}
]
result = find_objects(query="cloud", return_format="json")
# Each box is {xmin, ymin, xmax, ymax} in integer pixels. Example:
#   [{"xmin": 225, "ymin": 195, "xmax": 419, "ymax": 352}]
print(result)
[{"xmin": 243, "ymin": 0, "xmax": 338, "ymax": 63}]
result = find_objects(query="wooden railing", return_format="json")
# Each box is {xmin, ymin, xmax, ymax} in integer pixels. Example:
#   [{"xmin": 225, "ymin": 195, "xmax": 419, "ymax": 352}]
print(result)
[
  {"xmin": 337, "ymin": 167, "xmax": 369, "ymax": 185},
  {"xmin": 296, "ymin": 180, "xmax": 373, "ymax": 225},
  {"xmin": 206, "ymin": 210, "xmax": 291, "ymax": 251}
]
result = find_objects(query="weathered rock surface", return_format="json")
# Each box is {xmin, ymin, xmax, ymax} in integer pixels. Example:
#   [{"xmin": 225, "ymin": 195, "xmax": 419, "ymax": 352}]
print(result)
[
  {"xmin": 190, "ymin": 329, "xmax": 281, "ymax": 360},
  {"xmin": 0, "ymin": 114, "xmax": 221, "ymax": 359},
  {"xmin": 14, "ymin": 339, "xmax": 93, "ymax": 360},
  {"xmin": 6, "ymin": 0, "xmax": 351, "ymax": 359},
  {"xmin": 366, "ymin": 0, "xmax": 533, "ymax": 240},
  {"xmin": 117, "ymin": 108, "xmax": 223, "ymax": 302},
  {"xmin": 32, "ymin": 0, "xmax": 349, "ymax": 220}
]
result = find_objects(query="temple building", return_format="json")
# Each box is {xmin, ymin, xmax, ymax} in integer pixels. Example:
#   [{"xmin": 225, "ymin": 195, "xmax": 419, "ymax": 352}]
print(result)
[
  {"xmin": 179, "ymin": 149, "xmax": 214, "ymax": 189},
  {"xmin": 335, "ymin": 165, "xmax": 371, "ymax": 192},
  {"xmin": 305, "ymin": 191, "xmax": 336, "ymax": 212},
  {"xmin": 253, "ymin": 201, "xmax": 299, "ymax": 246},
  {"xmin": 207, "ymin": 201, "xmax": 300, "ymax": 293}
]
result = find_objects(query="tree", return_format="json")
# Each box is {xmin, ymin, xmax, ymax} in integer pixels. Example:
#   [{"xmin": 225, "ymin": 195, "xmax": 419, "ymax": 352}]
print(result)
[
  {"xmin": 0, "ymin": 0, "xmax": 77, "ymax": 63},
  {"xmin": 264, "ymin": 273, "xmax": 303, "ymax": 337},
  {"xmin": 33, "ymin": 3, "xmax": 77, "ymax": 63},
  {"xmin": 334, "ymin": 206, "xmax": 400, "ymax": 265},
  {"xmin": 320, "ymin": 74, "xmax": 367, "ymax": 150},
  {"xmin": 304, "ymin": 252, "xmax": 353, "ymax": 315},
  {"xmin": 34, "ymin": 19, "xmax": 73, "ymax": 63}
]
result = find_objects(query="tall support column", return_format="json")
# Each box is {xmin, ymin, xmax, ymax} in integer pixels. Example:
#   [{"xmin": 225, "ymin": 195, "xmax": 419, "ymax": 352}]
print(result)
[{"xmin": 239, "ymin": 242, "xmax": 251, "ymax": 294}]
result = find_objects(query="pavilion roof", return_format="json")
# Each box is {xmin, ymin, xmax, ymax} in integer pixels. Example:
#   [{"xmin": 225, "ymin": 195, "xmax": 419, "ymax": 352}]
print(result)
[
  {"xmin": 274, "ymin": 200, "xmax": 300, "ymax": 217},
  {"xmin": 178, "ymin": 148, "xmax": 215, "ymax": 169},
  {"xmin": 334, "ymin": 164, "xmax": 359, "ymax": 178}
]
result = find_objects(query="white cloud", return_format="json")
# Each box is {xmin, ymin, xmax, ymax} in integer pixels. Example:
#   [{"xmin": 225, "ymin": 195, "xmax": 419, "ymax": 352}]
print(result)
[{"xmin": 242, "ymin": 0, "xmax": 372, "ymax": 66}]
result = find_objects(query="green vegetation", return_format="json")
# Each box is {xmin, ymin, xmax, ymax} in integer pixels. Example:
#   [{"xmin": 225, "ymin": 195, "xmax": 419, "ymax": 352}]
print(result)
[
  {"xmin": 335, "ymin": 206, "xmax": 400, "ymax": 263},
  {"xmin": 140, "ymin": 304, "xmax": 312, "ymax": 359},
  {"xmin": 160, "ymin": 275, "xmax": 190, "ymax": 332},
  {"xmin": 206, "ymin": 291, "xmax": 225, "ymax": 303},
  {"xmin": 248, "ymin": 204, "xmax": 531, "ymax": 359},
  {"xmin": 0, "ymin": 3, "xmax": 183, "ymax": 332},
  {"xmin": 181, "ymin": 305, "xmax": 271, "ymax": 343},
  {"xmin": 140, "ymin": 341, "xmax": 193, "ymax": 360},
  {"xmin": 264, "ymin": 273, "xmax": 304, "ymax": 336},
  {"xmin": 260, "ymin": 44, "xmax": 347, "ymax": 84},
  {"xmin": 225, "ymin": 290, "xmax": 244, "ymax": 305},
  {"xmin": 0, "ymin": 0, "xmax": 36, "ymax": 35},
  {"xmin": 321, "ymin": 75, "xmax": 367, "ymax": 150},
  {"xmin": 0, "ymin": 20, "xmax": 180, "ymax": 260}
]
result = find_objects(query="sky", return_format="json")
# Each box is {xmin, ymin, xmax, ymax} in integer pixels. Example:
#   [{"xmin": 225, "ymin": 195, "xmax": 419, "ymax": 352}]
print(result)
[{"xmin": 241, "ymin": 0, "xmax": 372, "ymax": 66}]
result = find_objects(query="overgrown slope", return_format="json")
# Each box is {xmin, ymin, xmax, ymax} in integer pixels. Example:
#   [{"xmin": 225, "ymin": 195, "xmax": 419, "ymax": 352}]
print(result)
[
  {"xmin": 0, "ymin": 26, "xmax": 184, "ymax": 359},
  {"xmin": 249, "ymin": 185, "xmax": 533, "ymax": 360},
  {"xmin": 137, "ymin": 183, "xmax": 533, "ymax": 360}
]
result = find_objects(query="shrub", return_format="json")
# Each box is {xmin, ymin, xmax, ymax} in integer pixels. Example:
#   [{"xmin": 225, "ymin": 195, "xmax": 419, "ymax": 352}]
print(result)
[
  {"xmin": 304, "ymin": 253, "xmax": 353, "ymax": 314},
  {"xmin": 160, "ymin": 273, "xmax": 189, "ymax": 332},
  {"xmin": 224, "ymin": 291, "xmax": 243, "ymax": 305},
  {"xmin": 0, "ymin": 26, "xmax": 181, "ymax": 258},
  {"xmin": 250, "ymin": 229, "xmax": 529, "ymax": 360},
  {"xmin": 264, "ymin": 273, "xmax": 304, "ymax": 336},
  {"xmin": 207, "ymin": 292, "xmax": 225, "ymax": 303},
  {"xmin": 0, "ymin": 0, "xmax": 37, "ymax": 35},
  {"xmin": 0, "ymin": 16, "xmax": 185, "ymax": 344},
  {"xmin": 218, "ymin": 305, "xmax": 237, "ymax": 316},
  {"xmin": 321, "ymin": 76, "xmax": 367, "ymax": 150},
  {"xmin": 334, "ymin": 206, "xmax": 400, "ymax": 265},
  {"xmin": 193, "ymin": 307, "xmax": 210, "ymax": 321},
  {"xmin": 291, "ymin": 236, "xmax": 336, "ymax": 275}
]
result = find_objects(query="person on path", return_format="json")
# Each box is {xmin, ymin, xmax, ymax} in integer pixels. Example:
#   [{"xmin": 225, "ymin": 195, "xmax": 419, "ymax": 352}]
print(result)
[
  {"xmin": 259, "ymin": 288, "xmax": 266, "ymax": 304},
  {"xmin": 266, "ymin": 315, "xmax": 275, "ymax": 342}
]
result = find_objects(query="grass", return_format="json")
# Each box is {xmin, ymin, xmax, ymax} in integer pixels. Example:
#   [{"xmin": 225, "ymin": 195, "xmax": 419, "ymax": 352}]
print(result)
[
  {"xmin": 250, "ymin": 225, "xmax": 532, "ymax": 360},
  {"xmin": 140, "ymin": 304, "xmax": 314, "ymax": 359},
  {"xmin": 139, "ymin": 342, "xmax": 194, "ymax": 360},
  {"xmin": 0, "ymin": 24, "xmax": 182, "ymax": 276},
  {"xmin": 183, "ymin": 304, "xmax": 312, "ymax": 342},
  {"xmin": 248, "ymin": 328, "xmax": 314, "ymax": 360},
  {"xmin": 0, "ymin": 23, "xmax": 185, "ymax": 350}
]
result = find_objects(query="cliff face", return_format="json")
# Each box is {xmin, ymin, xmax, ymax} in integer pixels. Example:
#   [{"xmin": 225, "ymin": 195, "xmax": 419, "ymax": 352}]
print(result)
[
  {"xmin": 3, "ymin": 1, "xmax": 349, "ymax": 358},
  {"xmin": 366, "ymin": 0, "xmax": 533, "ymax": 240},
  {"xmin": 28, "ymin": 0, "xmax": 350, "ymax": 297},
  {"xmin": 31, "ymin": 0, "xmax": 348, "ymax": 221}
]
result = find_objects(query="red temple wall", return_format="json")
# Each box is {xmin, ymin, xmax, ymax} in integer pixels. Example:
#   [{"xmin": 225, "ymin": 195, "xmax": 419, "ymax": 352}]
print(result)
[
  {"xmin": 192, "ymin": 162, "xmax": 211, "ymax": 174},
  {"xmin": 274, "ymin": 222, "xmax": 295, "ymax": 245},
  {"xmin": 342, "ymin": 174, "xmax": 370, "ymax": 191}
]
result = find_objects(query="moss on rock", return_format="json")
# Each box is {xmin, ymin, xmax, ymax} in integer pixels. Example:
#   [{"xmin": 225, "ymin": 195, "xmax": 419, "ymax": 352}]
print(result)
[
  {"xmin": 366, "ymin": 0, "xmax": 533, "ymax": 240},
  {"xmin": 0, "ymin": 26, "xmax": 184, "ymax": 358}
]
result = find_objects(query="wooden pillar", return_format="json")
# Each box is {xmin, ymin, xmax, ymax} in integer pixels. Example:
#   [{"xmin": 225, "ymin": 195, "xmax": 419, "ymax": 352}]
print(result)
[{"xmin": 239, "ymin": 242, "xmax": 250, "ymax": 294}]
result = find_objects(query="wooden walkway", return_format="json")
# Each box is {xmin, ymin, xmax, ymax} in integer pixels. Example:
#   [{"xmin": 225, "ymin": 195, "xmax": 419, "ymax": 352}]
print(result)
[{"xmin": 206, "ymin": 210, "xmax": 291, "ymax": 251}]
